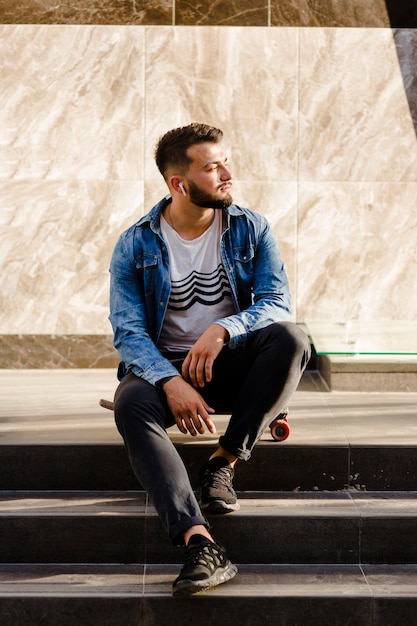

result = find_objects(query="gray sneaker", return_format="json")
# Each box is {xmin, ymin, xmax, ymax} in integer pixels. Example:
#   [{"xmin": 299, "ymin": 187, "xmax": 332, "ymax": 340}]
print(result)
[
  {"xmin": 199, "ymin": 457, "xmax": 240, "ymax": 513},
  {"xmin": 173, "ymin": 534, "xmax": 237, "ymax": 596}
]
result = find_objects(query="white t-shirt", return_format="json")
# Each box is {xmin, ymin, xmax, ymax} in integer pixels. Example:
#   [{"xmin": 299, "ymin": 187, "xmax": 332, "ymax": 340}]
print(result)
[{"xmin": 158, "ymin": 210, "xmax": 236, "ymax": 351}]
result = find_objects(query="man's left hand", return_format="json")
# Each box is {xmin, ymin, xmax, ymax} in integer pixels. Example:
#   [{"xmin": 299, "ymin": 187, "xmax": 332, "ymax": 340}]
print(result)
[{"xmin": 182, "ymin": 323, "xmax": 229, "ymax": 387}]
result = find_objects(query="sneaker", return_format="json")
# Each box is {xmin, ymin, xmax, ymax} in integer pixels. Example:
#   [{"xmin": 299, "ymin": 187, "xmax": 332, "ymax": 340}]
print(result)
[
  {"xmin": 172, "ymin": 534, "xmax": 237, "ymax": 596},
  {"xmin": 199, "ymin": 457, "xmax": 240, "ymax": 513}
]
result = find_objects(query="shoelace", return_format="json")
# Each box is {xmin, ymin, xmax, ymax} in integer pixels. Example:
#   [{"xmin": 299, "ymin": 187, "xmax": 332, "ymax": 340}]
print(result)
[
  {"xmin": 202, "ymin": 465, "xmax": 233, "ymax": 490},
  {"xmin": 184, "ymin": 541, "xmax": 221, "ymax": 569}
]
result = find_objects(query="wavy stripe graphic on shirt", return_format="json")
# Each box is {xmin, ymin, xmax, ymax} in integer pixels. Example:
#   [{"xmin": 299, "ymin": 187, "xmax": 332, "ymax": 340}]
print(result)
[{"xmin": 168, "ymin": 264, "xmax": 231, "ymax": 311}]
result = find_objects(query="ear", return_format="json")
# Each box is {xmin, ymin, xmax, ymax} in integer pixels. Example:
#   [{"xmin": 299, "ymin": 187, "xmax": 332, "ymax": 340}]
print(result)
[{"xmin": 169, "ymin": 176, "xmax": 187, "ymax": 196}]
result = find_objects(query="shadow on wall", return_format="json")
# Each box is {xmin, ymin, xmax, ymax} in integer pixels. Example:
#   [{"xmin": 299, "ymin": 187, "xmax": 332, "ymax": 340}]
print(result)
[
  {"xmin": 386, "ymin": 0, "xmax": 417, "ymax": 139},
  {"xmin": 385, "ymin": 0, "xmax": 417, "ymax": 27}
]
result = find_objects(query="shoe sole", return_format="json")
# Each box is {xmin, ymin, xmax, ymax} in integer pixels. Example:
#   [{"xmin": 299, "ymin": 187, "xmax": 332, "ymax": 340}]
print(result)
[
  {"xmin": 172, "ymin": 562, "xmax": 238, "ymax": 597},
  {"xmin": 199, "ymin": 498, "xmax": 240, "ymax": 514}
]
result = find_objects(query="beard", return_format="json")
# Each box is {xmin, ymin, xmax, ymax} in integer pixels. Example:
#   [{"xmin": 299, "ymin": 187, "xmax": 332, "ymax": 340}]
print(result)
[{"xmin": 188, "ymin": 180, "xmax": 233, "ymax": 209}]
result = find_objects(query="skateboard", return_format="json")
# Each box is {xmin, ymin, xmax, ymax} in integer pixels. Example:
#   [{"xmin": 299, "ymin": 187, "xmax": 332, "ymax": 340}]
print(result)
[{"xmin": 100, "ymin": 399, "xmax": 290, "ymax": 442}]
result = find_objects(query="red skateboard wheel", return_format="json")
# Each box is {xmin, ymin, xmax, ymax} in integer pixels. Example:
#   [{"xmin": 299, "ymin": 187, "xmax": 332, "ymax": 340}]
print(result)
[{"xmin": 270, "ymin": 415, "xmax": 290, "ymax": 442}]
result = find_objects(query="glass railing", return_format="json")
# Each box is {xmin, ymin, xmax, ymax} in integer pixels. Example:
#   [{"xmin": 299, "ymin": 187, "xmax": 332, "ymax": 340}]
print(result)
[{"xmin": 304, "ymin": 319, "xmax": 417, "ymax": 355}]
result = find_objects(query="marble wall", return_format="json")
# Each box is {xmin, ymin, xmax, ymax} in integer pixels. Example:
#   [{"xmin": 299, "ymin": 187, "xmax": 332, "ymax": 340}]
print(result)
[
  {"xmin": 1, "ymin": 3, "xmax": 417, "ymax": 366},
  {"xmin": 1, "ymin": 1, "xmax": 417, "ymax": 28}
]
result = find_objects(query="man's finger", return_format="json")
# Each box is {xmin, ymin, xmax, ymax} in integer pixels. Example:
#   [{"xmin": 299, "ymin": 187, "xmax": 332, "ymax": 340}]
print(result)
[
  {"xmin": 175, "ymin": 418, "xmax": 188, "ymax": 435},
  {"xmin": 204, "ymin": 356, "xmax": 214, "ymax": 384},
  {"xmin": 181, "ymin": 354, "xmax": 191, "ymax": 381},
  {"xmin": 200, "ymin": 413, "xmax": 216, "ymax": 434}
]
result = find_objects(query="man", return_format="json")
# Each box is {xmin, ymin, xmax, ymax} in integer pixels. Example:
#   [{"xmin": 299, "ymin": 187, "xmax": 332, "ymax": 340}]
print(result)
[{"xmin": 109, "ymin": 122, "xmax": 310, "ymax": 596}]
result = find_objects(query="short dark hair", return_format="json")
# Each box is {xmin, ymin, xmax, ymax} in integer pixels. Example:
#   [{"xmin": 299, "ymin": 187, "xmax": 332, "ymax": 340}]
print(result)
[{"xmin": 154, "ymin": 122, "xmax": 223, "ymax": 181}]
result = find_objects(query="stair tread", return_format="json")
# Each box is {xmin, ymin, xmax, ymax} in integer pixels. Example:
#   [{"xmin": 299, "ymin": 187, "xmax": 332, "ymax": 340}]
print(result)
[
  {"xmin": 1, "ymin": 369, "xmax": 417, "ymax": 446},
  {"xmin": 1, "ymin": 491, "xmax": 417, "ymax": 517},
  {"xmin": 0, "ymin": 564, "xmax": 416, "ymax": 598}
]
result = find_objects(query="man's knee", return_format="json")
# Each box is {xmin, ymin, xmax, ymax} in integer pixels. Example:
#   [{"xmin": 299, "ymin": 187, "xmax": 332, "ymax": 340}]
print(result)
[
  {"xmin": 114, "ymin": 373, "xmax": 137, "ymax": 412},
  {"xmin": 264, "ymin": 321, "xmax": 311, "ymax": 364},
  {"xmin": 113, "ymin": 373, "xmax": 156, "ymax": 433},
  {"xmin": 280, "ymin": 321, "xmax": 310, "ymax": 354},
  {"xmin": 114, "ymin": 374, "xmax": 167, "ymax": 433}
]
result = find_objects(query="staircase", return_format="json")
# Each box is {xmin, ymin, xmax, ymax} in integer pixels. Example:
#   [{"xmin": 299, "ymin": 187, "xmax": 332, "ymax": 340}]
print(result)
[{"xmin": 0, "ymin": 369, "xmax": 417, "ymax": 625}]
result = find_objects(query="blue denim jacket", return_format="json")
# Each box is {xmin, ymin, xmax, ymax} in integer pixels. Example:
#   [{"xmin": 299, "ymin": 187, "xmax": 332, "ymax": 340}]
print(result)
[{"xmin": 109, "ymin": 196, "xmax": 291, "ymax": 384}]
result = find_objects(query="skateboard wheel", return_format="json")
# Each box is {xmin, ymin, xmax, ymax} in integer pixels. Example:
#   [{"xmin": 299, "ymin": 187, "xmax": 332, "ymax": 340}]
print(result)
[{"xmin": 270, "ymin": 417, "xmax": 290, "ymax": 442}]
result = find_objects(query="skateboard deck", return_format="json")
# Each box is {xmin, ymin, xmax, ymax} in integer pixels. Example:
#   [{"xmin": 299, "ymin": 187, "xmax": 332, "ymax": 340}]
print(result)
[{"xmin": 100, "ymin": 399, "xmax": 290, "ymax": 442}]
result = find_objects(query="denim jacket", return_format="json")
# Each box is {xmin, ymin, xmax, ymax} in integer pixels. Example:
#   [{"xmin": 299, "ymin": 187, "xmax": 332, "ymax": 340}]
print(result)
[{"xmin": 109, "ymin": 196, "xmax": 292, "ymax": 384}]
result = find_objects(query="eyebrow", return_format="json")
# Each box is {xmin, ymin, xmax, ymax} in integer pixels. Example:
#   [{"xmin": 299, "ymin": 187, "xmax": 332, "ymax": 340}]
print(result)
[{"xmin": 203, "ymin": 156, "xmax": 229, "ymax": 168}]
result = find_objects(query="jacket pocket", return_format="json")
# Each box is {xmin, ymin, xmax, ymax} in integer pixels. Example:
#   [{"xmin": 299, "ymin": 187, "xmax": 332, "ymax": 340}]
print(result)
[
  {"xmin": 135, "ymin": 252, "xmax": 158, "ymax": 296},
  {"xmin": 233, "ymin": 244, "xmax": 254, "ymax": 264}
]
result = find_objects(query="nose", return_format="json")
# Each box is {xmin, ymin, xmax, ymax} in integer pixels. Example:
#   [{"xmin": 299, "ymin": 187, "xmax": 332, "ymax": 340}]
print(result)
[{"xmin": 220, "ymin": 163, "xmax": 233, "ymax": 181}]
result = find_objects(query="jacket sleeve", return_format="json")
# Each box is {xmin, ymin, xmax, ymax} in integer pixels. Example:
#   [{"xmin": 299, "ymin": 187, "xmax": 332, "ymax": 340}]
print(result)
[
  {"xmin": 108, "ymin": 235, "xmax": 179, "ymax": 384},
  {"xmin": 216, "ymin": 216, "xmax": 292, "ymax": 348}
]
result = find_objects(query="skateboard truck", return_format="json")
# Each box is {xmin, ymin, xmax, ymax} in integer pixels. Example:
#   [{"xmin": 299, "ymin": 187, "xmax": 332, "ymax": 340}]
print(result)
[{"xmin": 100, "ymin": 399, "xmax": 290, "ymax": 442}]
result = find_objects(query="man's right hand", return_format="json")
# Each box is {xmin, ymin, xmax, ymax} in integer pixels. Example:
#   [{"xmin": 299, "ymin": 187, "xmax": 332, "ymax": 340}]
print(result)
[{"xmin": 161, "ymin": 376, "xmax": 216, "ymax": 437}]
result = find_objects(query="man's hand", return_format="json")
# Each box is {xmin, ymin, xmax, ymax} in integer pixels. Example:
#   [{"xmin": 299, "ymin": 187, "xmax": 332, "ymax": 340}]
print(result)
[
  {"xmin": 182, "ymin": 323, "xmax": 229, "ymax": 388},
  {"xmin": 162, "ymin": 376, "xmax": 216, "ymax": 437}
]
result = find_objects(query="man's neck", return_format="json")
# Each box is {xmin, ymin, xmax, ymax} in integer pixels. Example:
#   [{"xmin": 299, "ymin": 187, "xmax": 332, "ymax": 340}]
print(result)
[{"xmin": 165, "ymin": 202, "xmax": 216, "ymax": 240}]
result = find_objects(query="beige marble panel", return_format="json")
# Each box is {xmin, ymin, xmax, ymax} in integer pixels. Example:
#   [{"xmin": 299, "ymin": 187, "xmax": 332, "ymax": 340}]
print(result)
[
  {"xmin": 0, "ymin": 180, "xmax": 144, "ymax": 334},
  {"xmin": 297, "ymin": 182, "xmax": 417, "ymax": 321},
  {"xmin": 1, "ymin": 24, "xmax": 417, "ymax": 346},
  {"xmin": 299, "ymin": 28, "xmax": 417, "ymax": 182},
  {"xmin": 144, "ymin": 178, "xmax": 170, "ymax": 209},
  {"xmin": 231, "ymin": 181, "xmax": 298, "ymax": 314},
  {"xmin": 144, "ymin": 27, "xmax": 299, "ymax": 183},
  {"xmin": 0, "ymin": 25, "xmax": 145, "ymax": 181}
]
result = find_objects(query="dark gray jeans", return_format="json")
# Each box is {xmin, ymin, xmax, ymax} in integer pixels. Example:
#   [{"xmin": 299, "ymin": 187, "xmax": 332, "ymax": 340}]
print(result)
[{"xmin": 114, "ymin": 322, "xmax": 311, "ymax": 544}]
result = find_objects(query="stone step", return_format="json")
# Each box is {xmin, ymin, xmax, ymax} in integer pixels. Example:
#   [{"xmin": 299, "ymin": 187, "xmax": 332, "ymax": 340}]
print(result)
[
  {"xmin": 2, "ymin": 441, "xmax": 417, "ymax": 492},
  {"xmin": 2, "ymin": 370, "xmax": 417, "ymax": 492},
  {"xmin": 0, "ymin": 563, "xmax": 416, "ymax": 626},
  {"xmin": 318, "ymin": 354, "xmax": 417, "ymax": 392},
  {"xmin": 1, "ymin": 491, "xmax": 417, "ymax": 565},
  {"xmin": 2, "ymin": 371, "xmax": 417, "ymax": 624}
]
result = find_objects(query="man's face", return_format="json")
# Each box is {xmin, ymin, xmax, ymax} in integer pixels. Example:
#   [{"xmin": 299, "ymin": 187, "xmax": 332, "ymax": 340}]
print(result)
[{"xmin": 185, "ymin": 142, "xmax": 233, "ymax": 209}]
